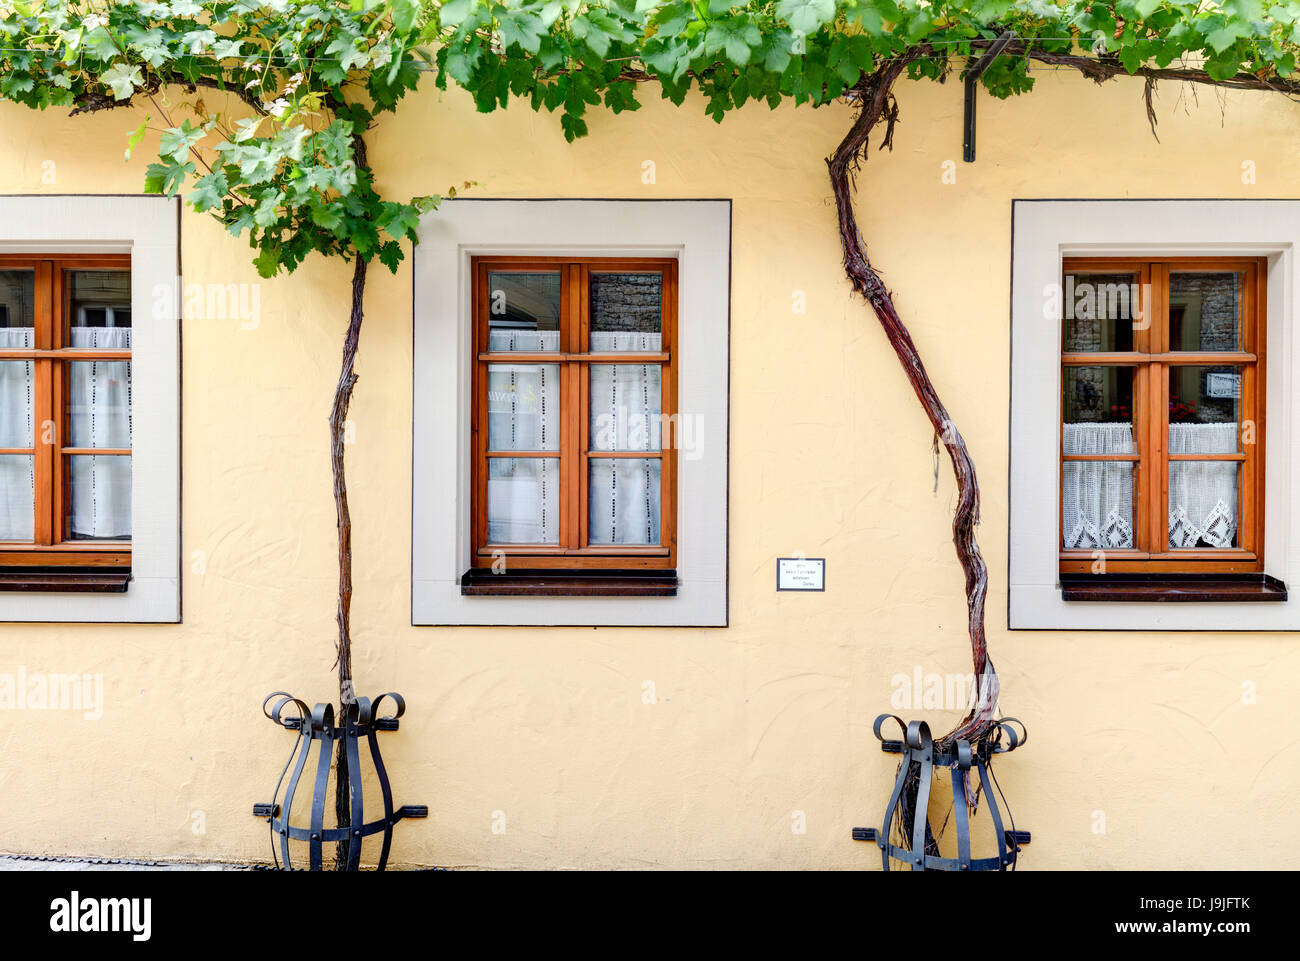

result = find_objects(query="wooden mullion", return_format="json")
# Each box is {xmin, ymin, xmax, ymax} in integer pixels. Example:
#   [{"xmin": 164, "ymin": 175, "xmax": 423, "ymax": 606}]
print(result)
[
  {"xmin": 32, "ymin": 262, "xmax": 55, "ymax": 546},
  {"xmin": 1150, "ymin": 262, "xmax": 1166, "ymax": 555},
  {"xmin": 35, "ymin": 261, "xmax": 53, "ymax": 351},
  {"xmin": 577, "ymin": 261, "xmax": 592, "ymax": 548},
  {"xmin": 32, "ymin": 360, "xmax": 53, "ymax": 545}
]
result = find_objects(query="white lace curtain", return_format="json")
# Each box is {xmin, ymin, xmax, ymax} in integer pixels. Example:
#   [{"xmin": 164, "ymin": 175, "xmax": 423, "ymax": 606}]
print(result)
[
  {"xmin": 483, "ymin": 329, "xmax": 662, "ymax": 545},
  {"xmin": 589, "ymin": 331, "xmax": 661, "ymax": 545},
  {"xmin": 0, "ymin": 327, "xmax": 131, "ymax": 541},
  {"xmin": 1062, "ymin": 421, "xmax": 1237, "ymax": 550},
  {"xmin": 0, "ymin": 328, "xmax": 35, "ymax": 540}
]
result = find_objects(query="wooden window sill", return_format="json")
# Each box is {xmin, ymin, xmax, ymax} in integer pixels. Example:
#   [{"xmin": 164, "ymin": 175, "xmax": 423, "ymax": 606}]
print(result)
[
  {"xmin": 1060, "ymin": 573, "xmax": 1286, "ymax": 603},
  {"xmin": 0, "ymin": 567, "xmax": 131, "ymax": 593},
  {"xmin": 461, "ymin": 568, "xmax": 678, "ymax": 597}
]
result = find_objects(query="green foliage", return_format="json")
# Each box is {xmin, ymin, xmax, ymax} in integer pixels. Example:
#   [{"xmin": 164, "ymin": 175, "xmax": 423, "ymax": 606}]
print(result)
[
  {"xmin": 426, "ymin": 0, "xmax": 1300, "ymax": 131},
  {"xmin": 0, "ymin": 1, "xmax": 1297, "ymax": 277},
  {"xmin": 0, "ymin": 0, "xmax": 437, "ymax": 276}
]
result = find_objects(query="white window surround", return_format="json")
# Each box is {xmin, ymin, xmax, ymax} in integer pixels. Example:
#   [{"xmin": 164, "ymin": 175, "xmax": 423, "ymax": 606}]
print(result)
[
  {"xmin": 1010, "ymin": 199, "xmax": 1298, "ymax": 631},
  {"xmin": 0, "ymin": 195, "xmax": 180, "ymax": 624},
  {"xmin": 412, "ymin": 199, "xmax": 730, "ymax": 626}
]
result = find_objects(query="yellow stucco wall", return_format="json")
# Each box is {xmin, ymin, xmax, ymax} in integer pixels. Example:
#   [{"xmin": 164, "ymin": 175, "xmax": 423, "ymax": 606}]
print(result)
[{"xmin": 1, "ymin": 69, "xmax": 1298, "ymax": 869}]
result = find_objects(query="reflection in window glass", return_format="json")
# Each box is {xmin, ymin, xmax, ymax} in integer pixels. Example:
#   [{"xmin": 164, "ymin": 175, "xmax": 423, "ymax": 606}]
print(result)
[
  {"xmin": 1169, "ymin": 272, "xmax": 1240, "ymax": 351},
  {"xmin": 1063, "ymin": 366, "xmax": 1134, "ymax": 426},
  {"xmin": 590, "ymin": 273, "xmax": 662, "ymax": 352},
  {"xmin": 486, "ymin": 272, "xmax": 561, "ymax": 352},
  {"xmin": 1062, "ymin": 272, "xmax": 1139, "ymax": 352},
  {"xmin": 68, "ymin": 270, "xmax": 131, "ymax": 335},
  {"xmin": 1169, "ymin": 365, "xmax": 1240, "ymax": 455},
  {"xmin": 0, "ymin": 270, "xmax": 35, "ymax": 331}
]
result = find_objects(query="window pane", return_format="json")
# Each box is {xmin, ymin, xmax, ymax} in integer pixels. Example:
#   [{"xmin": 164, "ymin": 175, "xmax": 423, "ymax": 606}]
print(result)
[
  {"xmin": 1063, "ymin": 366, "xmax": 1135, "ymax": 427},
  {"xmin": 590, "ymin": 272, "xmax": 662, "ymax": 352},
  {"xmin": 0, "ymin": 361, "xmax": 34, "ymax": 447},
  {"xmin": 1169, "ymin": 365, "xmax": 1241, "ymax": 454},
  {"xmin": 1062, "ymin": 271, "xmax": 1140, "ymax": 352},
  {"xmin": 1062, "ymin": 462, "xmax": 1134, "ymax": 550},
  {"xmin": 1169, "ymin": 461, "xmax": 1238, "ymax": 549},
  {"xmin": 487, "ymin": 457, "xmax": 558, "ymax": 544},
  {"xmin": 590, "ymin": 364, "xmax": 661, "ymax": 452},
  {"xmin": 1062, "ymin": 366, "xmax": 1136, "ymax": 550},
  {"xmin": 1169, "ymin": 271, "xmax": 1241, "ymax": 351},
  {"xmin": 66, "ymin": 453, "xmax": 131, "ymax": 541},
  {"xmin": 0, "ymin": 454, "xmax": 34, "ymax": 540},
  {"xmin": 68, "ymin": 360, "xmax": 132, "ymax": 449},
  {"xmin": 486, "ymin": 272, "xmax": 561, "ymax": 352},
  {"xmin": 487, "ymin": 363, "xmax": 559, "ymax": 452},
  {"xmin": 67, "ymin": 270, "xmax": 132, "ymax": 343},
  {"xmin": 0, "ymin": 269, "xmax": 35, "ymax": 330},
  {"xmin": 588, "ymin": 458, "xmax": 661, "ymax": 545}
]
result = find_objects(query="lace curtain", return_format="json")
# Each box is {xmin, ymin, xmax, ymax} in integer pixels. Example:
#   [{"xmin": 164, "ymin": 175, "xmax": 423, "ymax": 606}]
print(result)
[
  {"xmin": 1062, "ymin": 421, "xmax": 1237, "ymax": 550},
  {"xmin": 483, "ymin": 329, "xmax": 661, "ymax": 545},
  {"xmin": 0, "ymin": 329, "xmax": 35, "ymax": 540},
  {"xmin": 0, "ymin": 327, "xmax": 131, "ymax": 541},
  {"xmin": 485, "ymin": 329, "xmax": 559, "ymax": 543},
  {"xmin": 588, "ymin": 331, "xmax": 661, "ymax": 546}
]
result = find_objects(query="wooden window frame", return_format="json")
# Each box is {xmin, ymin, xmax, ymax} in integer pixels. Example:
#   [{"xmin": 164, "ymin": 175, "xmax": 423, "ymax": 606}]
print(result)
[
  {"xmin": 470, "ymin": 256, "xmax": 678, "ymax": 573},
  {"xmin": 1059, "ymin": 256, "xmax": 1266, "ymax": 576},
  {"xmin": 0, "ymin": 253, "xmax": 132, "ymax": 573}
]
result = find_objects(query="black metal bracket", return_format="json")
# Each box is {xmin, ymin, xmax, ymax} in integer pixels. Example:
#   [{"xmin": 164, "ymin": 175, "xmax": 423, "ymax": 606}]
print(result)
[
  {"xmin": 855, "ymin": 713, "xmax": 1029, "ymax": 871},
  {"xmin": 963, "ymin": 31, "xmax": 1016, "ymax": 162},
  {"xmin": 255, "ymin": 691, "xmax": 426, "ymax": 871}
]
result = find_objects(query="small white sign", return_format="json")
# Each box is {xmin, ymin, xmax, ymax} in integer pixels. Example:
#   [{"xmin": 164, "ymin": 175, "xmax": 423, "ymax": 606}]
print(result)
[
  {"xmin": 1205, "ymin": 372, "xmax": 1240, "ymax": 399},
  {"xmin": 777, "ymin": 557, "xmax": 825, "ymax": 592}
]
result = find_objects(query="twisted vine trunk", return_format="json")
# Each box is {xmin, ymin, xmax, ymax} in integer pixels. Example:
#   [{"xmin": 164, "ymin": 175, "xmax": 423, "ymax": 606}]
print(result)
[
  {"xmin": 331, "ymin": 252, "xmax": 366, "ymax": 868},
  {"xmin": 328, "ymin": 130, "xmax": 370, "ymax": 870},
  {"xmin": 828, "ymin": 55, "xmax": 997, "ymax": 751}
]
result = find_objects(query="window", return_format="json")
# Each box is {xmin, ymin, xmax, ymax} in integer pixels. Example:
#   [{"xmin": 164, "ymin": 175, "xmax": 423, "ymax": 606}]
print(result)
[
  {"xmin": 0, "ymin": 255, "xmax": 133, "ymax": 588},
  {"xmin": 1060, "ymin": 258, "xmax": 1266, "ymax": 577},
  {"xmin": 1009, "ymin": 199, "xmax": 1300, "ymax": 630},
  {"xmin": 412, "ymin": 199, "xmax": 729, "ymax": 627},
  {"xmin": 0, "ymin": 195, "xmax": 178, "ymax": 622},
  {"xmin": 469, "ymin": 258, "xmax": 677, "ymax": 581}
]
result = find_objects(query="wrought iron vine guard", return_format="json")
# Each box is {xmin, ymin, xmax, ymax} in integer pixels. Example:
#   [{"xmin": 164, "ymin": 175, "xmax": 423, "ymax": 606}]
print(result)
[
  {"xmin": 254, "ymin": 691, "xmax": 427, "ymax": 871},
  {"xmin": 853, "ymin": 713, "xmax": 1031, "ymax": 871}
]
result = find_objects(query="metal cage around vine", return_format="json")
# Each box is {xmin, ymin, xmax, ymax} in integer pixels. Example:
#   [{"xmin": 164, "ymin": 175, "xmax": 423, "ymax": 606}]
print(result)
[
  {"xmin": 852, "ymin": 713, "xmax": 1030, "ymax": 871},
  {"xmin": 253, "ymin": 691, "xmax": 427, "ymax": 871}
]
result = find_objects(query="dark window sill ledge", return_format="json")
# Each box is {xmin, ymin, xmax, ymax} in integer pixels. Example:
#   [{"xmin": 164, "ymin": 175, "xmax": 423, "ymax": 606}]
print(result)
[
  {"xmin": 0, "ymin": 567, "xmax": 131, "ymax": 593},
  {"xmin": 461, "ymin": 568, "xmax": 677, "ymax": 597},
  {"xmin": 1061, "ymin": 573, "xmax": 1287, "ymax": 603}
]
